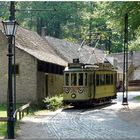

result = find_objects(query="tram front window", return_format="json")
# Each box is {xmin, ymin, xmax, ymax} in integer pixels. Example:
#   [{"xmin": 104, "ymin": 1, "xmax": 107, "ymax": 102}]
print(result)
[
  {"xmin": 85, "ymin": 73, "xmax": 87, "ymax": 86},
  {"xmin": 79, "ymin": 73, "xmax": 83, "ymax": 86},
  {"xmin": 65, "ymin": 73, "xmax": 69, "ymax": 86},
  {"xmin": 71, "ymin": 73, "xmax": 77, "ymax": 86}
]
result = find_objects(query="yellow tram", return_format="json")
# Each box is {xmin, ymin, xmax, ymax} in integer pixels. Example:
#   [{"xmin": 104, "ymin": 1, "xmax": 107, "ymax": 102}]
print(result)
[{"xmin": 63, "ymin": 59, "xmax": 117, "ymax": 106}]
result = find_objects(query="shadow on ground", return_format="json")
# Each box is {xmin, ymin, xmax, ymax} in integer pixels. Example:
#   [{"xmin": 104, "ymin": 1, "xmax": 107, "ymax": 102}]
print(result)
[{"xmin": 62, "ymin": 102, "xmax": 117, "ymax": 112}]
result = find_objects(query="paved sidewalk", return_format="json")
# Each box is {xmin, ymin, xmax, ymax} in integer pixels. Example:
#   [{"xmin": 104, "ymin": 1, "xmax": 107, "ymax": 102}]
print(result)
[
  {"xmin": 16, "ymin": 92, "xmax": 140, "ymax": 139},
  {"xmin": 117, "ymin": 102, "xmax": 140, "ymax": 126},
  {"xmin": 16, "ymin": 104, "xmax": 140, "ymax": 139}
]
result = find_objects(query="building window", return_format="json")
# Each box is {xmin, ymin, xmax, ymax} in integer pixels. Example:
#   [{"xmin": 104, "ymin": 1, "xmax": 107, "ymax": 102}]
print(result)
[{"xmin": 12, "ymin": 64, "xmax": 19, "ymax": 75}]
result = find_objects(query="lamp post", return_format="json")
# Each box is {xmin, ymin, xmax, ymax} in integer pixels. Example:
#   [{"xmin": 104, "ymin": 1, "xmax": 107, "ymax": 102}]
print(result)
[
  {"xmin": 122, "ymin": 13, "xmax": 128, "ymax": 105},
  {"xmin": 2, "ymin": 19, "xmax": 18, "ymax": 139}
]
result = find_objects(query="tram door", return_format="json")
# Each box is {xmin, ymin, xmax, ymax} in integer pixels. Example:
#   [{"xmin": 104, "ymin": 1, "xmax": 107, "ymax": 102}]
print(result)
[
  {"xmin": 92, "ymin": 73, "xmax": 95, "ymax": 99},
  {"xmin": 88, "ymin": 73, "xmax": 94, "ymax": 98},
  {"xmin": 45, "ymin": 74, "xmax": 48, "ymax": 97}
]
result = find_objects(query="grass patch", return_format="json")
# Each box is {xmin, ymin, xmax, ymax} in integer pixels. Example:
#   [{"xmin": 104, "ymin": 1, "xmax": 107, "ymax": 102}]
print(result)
[
  {"xmin": 0, "ymin": 122, "xmax": 7, "ymax": 138},
  {"xmin": 0, "ymin": 103, "xmax": 27, "ymax": 138},
  {"xmin": 0, "ymin": 111, "xmax": 7, "ymax": 117},
  {"xmin": 133, "ymin": 95, "xmax": 140, "ymax": 100},
  {"xmin": 0, "ymin": 101, "xmax": 60, "ymax": 138},
  {"xmin": 0, "ymin": 104, "xmax": 7, "ymax": 138}
]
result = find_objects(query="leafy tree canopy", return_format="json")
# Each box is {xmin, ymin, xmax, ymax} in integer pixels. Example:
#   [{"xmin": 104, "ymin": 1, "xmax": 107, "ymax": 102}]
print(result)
[{"xmin": 1, "ymin": 1, "xmax": 140, "ymax": 52}]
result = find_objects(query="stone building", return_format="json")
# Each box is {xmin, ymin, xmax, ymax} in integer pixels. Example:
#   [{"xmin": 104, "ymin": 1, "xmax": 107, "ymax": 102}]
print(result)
[
  {"xmin": 0, "ymin": 22, "xmax": 106, "ymax": 104},
  {"xmin": 0, "ymin": 23, "xmax": 67, "ymax": 103},
  {"xmin": 108, "ymin": 52, "xmax": 140, "ymax": 90},
  {"xmin": 108, "ymin": 52, "xmax": 140, "ymax": 81}
]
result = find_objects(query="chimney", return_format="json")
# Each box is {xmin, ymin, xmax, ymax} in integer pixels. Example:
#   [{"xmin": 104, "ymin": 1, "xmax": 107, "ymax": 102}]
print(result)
[{"xmin": 41, "ymin": 27, "xmax": 46, "ymax": 37}]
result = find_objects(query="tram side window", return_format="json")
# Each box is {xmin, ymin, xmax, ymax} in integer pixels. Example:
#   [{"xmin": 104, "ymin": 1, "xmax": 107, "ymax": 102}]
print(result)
[
  {"xmin": 110, "ymin": 74, "xmax": 113, "ymax": 84},
  {"xmin": 85, "ymin": 73, "xmax": 87, "ymax": 86},
  {"xmin": 65, "ymin": 73, "xmax": 69, "ymax": 86},
  {"xmin": 100, "ymin": 74, "xmax": 105, "ymax": 85},
  {"xmin": 79, "ymin": 73, "xmax": 83, "ymax": 86},
  {"xmin": 106, "ymin": 74, "xmax": 110, "ymax": 85},
  {"xmin": 96, "ymin": 74, "xmax": 100, "ymax": 85},
  {"xmin": 71, "ymin": 73, "xmax": 77, "ymax": 86}
]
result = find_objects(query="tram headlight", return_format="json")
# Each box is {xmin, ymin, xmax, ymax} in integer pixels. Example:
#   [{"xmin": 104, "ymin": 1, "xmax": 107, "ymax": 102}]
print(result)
[{"xmin": 71, "ymin": 93, "xmax": 76, "ymax": 99}]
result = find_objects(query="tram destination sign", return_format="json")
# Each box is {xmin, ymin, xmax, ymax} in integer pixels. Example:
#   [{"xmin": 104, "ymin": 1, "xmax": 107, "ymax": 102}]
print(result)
[{"xmin": 68, "ymin": 63, "xmax": 84, "ymax": 69}]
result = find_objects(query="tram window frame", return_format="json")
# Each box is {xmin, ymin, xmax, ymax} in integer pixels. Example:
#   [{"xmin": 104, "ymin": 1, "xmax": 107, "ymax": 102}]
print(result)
[
  {"xmin": 71, "ymin": 73, "xmax": 77, "ymax": 86},
  {"xmin": 78, "ymin": 73, "xmax": 83, "ymax": 86},
  {"xmin": 65, "ymin": 73, "xmax": 69, "ymax": 86}
]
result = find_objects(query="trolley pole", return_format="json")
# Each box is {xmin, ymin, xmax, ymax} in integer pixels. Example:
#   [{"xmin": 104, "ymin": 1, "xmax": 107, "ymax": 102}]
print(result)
[{"xmin": 122, "ymin": 13, "xmax": 128, "ymax": 105}]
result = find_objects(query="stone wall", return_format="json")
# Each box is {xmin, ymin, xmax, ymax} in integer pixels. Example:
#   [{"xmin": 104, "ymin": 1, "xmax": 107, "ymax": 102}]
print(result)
[
  {"xmin": 37, "ymin": 72, "xmax": 64, "ymax": 103},
  {"xmin": 133, "ymin": 67, "xmax": 140, "ymax": 80},
  {"xmin": 0, "ymin": 32, "xmax": 37, "ymax": 103},
  {"xmin": 0, "ymin": 31, "xmax": 64, "ymax": 103},
  {"xmin": 0, "ymin": 31, "xmax": 8, "ymax": 103},
  {"xmin": 48, "ymin": 73, "xmax": 64, "ymax": 97},
  {"xmin": 15, "ymin": 48, "xmax": 37, "ymax": 103},
  {"xmin": 37, "ymin": 72, "xmax": 45, "ymax": 103}
]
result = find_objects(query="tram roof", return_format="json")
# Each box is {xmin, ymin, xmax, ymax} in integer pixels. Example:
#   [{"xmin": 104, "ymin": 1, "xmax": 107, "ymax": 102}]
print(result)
[
  {"xmin": 107, "ymin": 52, "xmax": 140, "ymax": 72},
  {"xmin": 64, "ymin": 62, "xmax": 115, "ymax": 72}
]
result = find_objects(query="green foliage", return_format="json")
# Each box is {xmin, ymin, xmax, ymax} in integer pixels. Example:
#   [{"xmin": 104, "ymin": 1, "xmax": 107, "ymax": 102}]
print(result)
[
  {"xmin": 0, "ymin": 2, "xmax": 9, "ymax": 20},
  {"xmin": 129, "ymin": 40, "xmax": 140, "ymax": 51},
  {"xmin": 133, "ymin": 96, "xmax": 140, "ymax": 100},
  {"xmin": 1, "ymin": 1, "xmax": 140, "ymax": 52},
  {"xmin": 129, "ymin": 27, "xmax": 140, "ymax": 51},
  {"xmin": 43, "ymin": 95, "xmax": 63, "ymax": 111},
  {"xmin": 92, "ymin": 2, "xmax": 140, "ymax": 52},
  {"xmin": 0, "ymin": 104, "xmax": 7, "ymax": 112}
]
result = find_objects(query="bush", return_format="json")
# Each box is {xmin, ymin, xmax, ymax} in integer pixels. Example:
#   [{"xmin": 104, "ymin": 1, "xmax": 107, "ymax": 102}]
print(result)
[{"xmin": 43, "ymin": 95, "xmax": 63, "ymax": 111}]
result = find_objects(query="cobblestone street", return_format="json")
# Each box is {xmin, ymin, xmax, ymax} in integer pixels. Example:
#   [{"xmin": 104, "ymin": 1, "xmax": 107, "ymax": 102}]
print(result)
[{"xmin": 17, "ymin": 92, "xmax": 140, "ymax": 139}]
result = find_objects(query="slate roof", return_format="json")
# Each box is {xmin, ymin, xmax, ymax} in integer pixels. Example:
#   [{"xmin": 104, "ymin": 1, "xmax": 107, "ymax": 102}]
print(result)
[
  {"xmin": 45, "ymin": 36, "xmax": 105, "ymax": 64},
  {"xmin": 0, "ymin": 20, "xmax": 105, "ymax": 66},
  {"xmin": 0, "ymin": 22, "xmax": 67, "ymax": 66},
  {"xmin": 108, "ymin": 52, "xmax": 140, "ymax": 68}
]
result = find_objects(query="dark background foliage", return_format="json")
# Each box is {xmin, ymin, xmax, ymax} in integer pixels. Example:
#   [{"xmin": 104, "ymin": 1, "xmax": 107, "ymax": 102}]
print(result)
[{"xmin": 1, "ymin": 1, "xmax": 140, "ymax": 52}]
